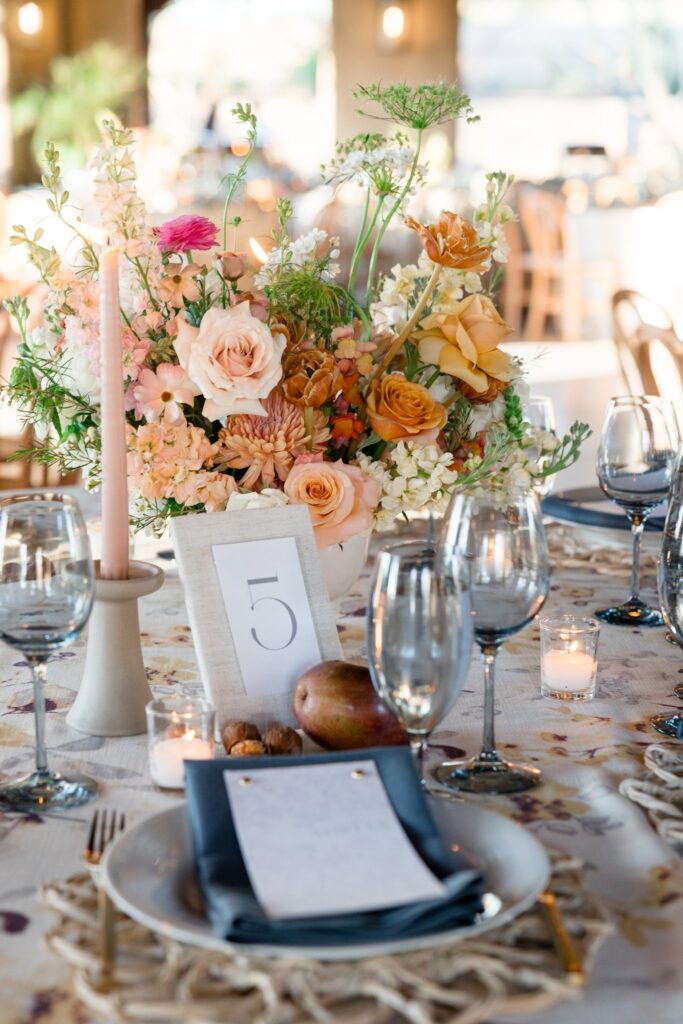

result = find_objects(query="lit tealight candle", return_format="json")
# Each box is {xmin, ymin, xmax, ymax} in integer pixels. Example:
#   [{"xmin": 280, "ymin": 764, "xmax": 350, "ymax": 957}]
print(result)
[
  {"xmin": 540, "ymin": 617, "xmax": 600, "ymax": 702},
  {"xmin": 149, "ymin": 729, "xmax": 213, "ymax": 790},
  {"xmin": 542, "ymin": 647, "xmax": 596, "ymax": 694}
]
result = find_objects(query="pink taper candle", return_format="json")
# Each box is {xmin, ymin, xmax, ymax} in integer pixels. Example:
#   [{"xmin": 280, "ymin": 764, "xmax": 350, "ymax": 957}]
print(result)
[{"xmin": 99, "ymin": 247, "xmax": 130, "ymax": 580}]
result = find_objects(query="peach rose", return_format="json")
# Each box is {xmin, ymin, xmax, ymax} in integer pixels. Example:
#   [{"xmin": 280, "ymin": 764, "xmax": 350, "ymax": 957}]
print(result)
[
  {"xmin": 174, "ymin": 303, "xmax": 286, "ymax": 419},
  {"xmin": 366, "ymin": 373, "xmax": 447, "ymax": 443},
  {"xmin": 414, "ymin": 296, "xmax": 514, "ymax": 396},
  {"xmin": 284, "ymin": 460, "xmax": 380, "ymax": 549}
]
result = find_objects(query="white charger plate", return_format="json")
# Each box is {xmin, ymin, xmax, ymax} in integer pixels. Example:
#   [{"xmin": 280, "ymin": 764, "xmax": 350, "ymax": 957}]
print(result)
[{"xmin": 101, "ymin": 799, "xmax": 550, "ymax": 962}]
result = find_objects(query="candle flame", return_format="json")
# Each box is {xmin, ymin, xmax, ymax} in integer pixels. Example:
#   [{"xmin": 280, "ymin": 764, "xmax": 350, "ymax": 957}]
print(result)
[{"xmin": 249, "ymin": 236, "xmax": 270, "ymax": 265}]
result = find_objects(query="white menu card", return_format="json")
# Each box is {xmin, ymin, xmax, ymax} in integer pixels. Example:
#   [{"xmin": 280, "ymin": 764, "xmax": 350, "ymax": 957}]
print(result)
[{"xmin": 224, "ymin": 760, "xmax": 447, "ymax": 919}]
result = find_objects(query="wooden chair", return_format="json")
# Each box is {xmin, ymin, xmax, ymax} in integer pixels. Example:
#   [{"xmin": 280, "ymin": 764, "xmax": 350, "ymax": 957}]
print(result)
[
  {"xmin": 517, "ymin": 187, "xmax": 614, "ymax": 340},
  {"xmin": 612, "ymin": 289, "xmax": 683, "ymax": 429},
  {"xmin": 500, "ymin": 217, "xmax": 526, "ymax": 335}
]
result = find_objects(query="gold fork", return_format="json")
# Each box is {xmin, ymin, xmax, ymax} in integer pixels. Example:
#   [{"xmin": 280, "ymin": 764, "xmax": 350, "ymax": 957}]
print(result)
[
  {"xmin": 537, "ymin": 889, "xmax": 585, "ymax": 986},
  {"xmin": 84, "ymin": 809, "xmax": 126, "ymax": 990}
]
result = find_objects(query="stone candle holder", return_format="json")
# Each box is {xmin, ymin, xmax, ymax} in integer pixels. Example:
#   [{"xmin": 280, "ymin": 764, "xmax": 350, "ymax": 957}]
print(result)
[{"xmin": 67, "ymin": 560, "xmax": 165, "ymax": 737}]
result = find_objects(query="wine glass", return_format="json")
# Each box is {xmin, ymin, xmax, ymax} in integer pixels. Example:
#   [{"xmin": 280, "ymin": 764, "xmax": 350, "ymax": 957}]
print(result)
[
  {"xmin": 0, "ymin": 494, "xmax": 97, "ymax": 811},
  {"xmin": 435, "ymin": 490, "xmax": 550, "ymax": 794},
  {"xmin": 596, "ymin": 396, "xmax": 680, "ymax": 626},
  {"xmin": 367, "ymin": 541, "xmax": 473, "ymax": 786},
  {"xmin": 526, "ymin": 395, "xmax": 557, "ymax": 498},
  {"xmin": 652, "ymin": 454, "xmax": 683, "ymax": 737}
]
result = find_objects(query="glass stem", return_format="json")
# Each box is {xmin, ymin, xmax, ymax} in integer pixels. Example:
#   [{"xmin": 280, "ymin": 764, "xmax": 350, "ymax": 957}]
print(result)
[
  {"xmin": 629, "ymin": 514, "xmax": 644, "ymax": 605},
  {"xmin": 479, "ymin": 644, "xmax": 501, "ymax": 764},
  {"xmin": 409, "ymin": 735, "xmax": 428, "ymax": 786},
  {"xmin": 29, "ymin": 659, "xmax": 49, "ymax": 774}
]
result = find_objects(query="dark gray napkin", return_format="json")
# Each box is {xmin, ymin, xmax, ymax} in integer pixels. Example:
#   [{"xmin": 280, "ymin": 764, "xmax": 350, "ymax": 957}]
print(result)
[{"xmin": 184, "ymin": 747, "xmax": 484, "ymax": 946}]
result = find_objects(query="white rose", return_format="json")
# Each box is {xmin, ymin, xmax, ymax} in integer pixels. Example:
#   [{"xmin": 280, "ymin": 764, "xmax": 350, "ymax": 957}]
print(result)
[
  {"xmin": 226, "ymin": 488, "xmax": 289, "ymax": 512},
  {"xmin": 174, "ymin": 303, "xmax": 286, "ymax": 420}
]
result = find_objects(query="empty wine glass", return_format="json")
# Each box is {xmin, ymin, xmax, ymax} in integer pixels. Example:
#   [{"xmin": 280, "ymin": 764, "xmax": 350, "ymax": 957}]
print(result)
[
  {"xmin": 0, "ymin": 494, "xmax": 97, "ymax": 811},
  {"xmin": 367, "ymin": 542, "xmax": 473, "ymax": 786},
  {"xmin": 596, "ymin": 396, "xmax": 679, "ymax": 626},
  {"xmin": 526, "ymin": 395, "xmax": 557, "ymax": 498},
  {"xmin": 435, "ymin": 490, "xmax": 550, "ymax": 794},
  {"xmin": 652, "ymin": 454, "xmax": 683, "ymax": 737}
]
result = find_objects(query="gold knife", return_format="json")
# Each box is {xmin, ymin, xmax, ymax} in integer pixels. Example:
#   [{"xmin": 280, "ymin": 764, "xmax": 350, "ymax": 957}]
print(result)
[{"xmin": 537, "ymin": 889, "xmax": 585, "ymax": 985}]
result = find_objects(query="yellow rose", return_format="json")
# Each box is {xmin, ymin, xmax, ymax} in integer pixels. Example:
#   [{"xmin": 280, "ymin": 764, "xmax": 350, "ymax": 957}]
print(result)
[{"xmin": 414, "ymin": 296, "xmax": 515, "ymax": 396}]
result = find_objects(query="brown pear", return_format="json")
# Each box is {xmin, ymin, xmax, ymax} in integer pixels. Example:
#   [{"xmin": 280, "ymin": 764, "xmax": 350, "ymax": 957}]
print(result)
[{"xmin": 293, "ymin": 660, "xmax": 408, "ymax": 750}]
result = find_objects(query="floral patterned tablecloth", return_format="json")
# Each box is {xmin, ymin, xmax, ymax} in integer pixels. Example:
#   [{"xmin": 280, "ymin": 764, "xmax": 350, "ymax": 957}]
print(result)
[{"xmin": 0, "ymin": 521, "xmax": 682, "ymax": 1024}]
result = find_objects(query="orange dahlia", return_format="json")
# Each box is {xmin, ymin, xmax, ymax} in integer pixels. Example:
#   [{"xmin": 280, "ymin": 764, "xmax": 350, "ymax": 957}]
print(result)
[{"xmin": 215, "ymin": 391, "xmax": 330, "ymax": 489}]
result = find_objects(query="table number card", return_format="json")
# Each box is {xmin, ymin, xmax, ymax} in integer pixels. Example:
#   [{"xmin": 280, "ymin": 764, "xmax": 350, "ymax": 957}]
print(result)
[
  {"xmin": 225, "ymin": 760, "xmax": 447, "ymax": 919},
  {"xmin": 171, "ymin": 506, "xmax": 341, "ymax": 727},
  {"xmin": 212, "ymin": 536, "xmax": 321, "ymax": 699}
]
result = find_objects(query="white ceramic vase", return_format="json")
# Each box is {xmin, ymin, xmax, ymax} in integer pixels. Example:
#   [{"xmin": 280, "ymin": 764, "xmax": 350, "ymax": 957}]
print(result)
[
  {"xmin": 318, "ymin": 533, "xmax": 370, "ymax": 602},
  {"xmin": 67, "ymin": 560, "xmax": 165, "ymax": 737}
]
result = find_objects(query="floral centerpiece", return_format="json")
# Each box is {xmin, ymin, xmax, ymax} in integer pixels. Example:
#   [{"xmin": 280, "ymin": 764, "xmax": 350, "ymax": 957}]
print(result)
[{"xmin": 4, "ymin": 83, "xmax": 588, "ymax": 549}]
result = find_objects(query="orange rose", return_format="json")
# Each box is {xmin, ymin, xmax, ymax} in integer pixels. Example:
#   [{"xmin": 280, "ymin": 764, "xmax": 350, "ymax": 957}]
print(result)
[
  {"xmin": 405, "ymin": 211, "xmax": 492, "ymax": 271},
  {"xmin": 366, "ymin": 373, "xmax": 447, "ymax": 443},
  {"xmin": 282, "ymin": 349, "xmax": 340, "ymax": 408},
  {"xmin": 414, "ymin": 296, "xmax": 514, "ymax": 398},
  {"xmin": 284, "ymin": 459, "xmax": 380, "ymax": 549}
]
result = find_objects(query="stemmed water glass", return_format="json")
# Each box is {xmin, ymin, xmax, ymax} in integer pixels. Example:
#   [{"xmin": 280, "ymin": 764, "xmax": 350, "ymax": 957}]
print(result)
[
  {"xmin": 652, "ymin": 454, "xmax": 683, "ymax": 737},
  {"xmin": 367, "ymin": 541, "xmax": 473, "ymax": 786},
  {"xmin": 435, "ymin": 490, "xmax": 550, "ymax": 794},
  {"xmin": 526, "ymin": 395, "xmax": 557, "ymax": 498},
  {"xmin": 0, "ymin": 494, "xmax": 97, "ymax": 811},
  {"xmin": 596, "ymin": 396, "xmax": 680, "ymax": 626}
]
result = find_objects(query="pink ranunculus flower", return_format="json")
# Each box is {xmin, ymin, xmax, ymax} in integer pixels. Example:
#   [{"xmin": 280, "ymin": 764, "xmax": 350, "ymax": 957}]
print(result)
[
  {"xmin": 174, "ymin": 303, "xmax": 286, "ymax": 419},
  {"xmin": 284, "ymin": 460, "xmax": 380, "ymax": 549},
  {"xmin": 157, "ymin": 215, "xmax": 218, "ymax": 253},
  {"xmin": 133, "ymin": 363, "xmax": 199, "ymax": 425}
]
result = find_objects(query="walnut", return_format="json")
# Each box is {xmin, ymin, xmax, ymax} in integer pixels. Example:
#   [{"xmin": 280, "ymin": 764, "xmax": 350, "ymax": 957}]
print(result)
[
  {"xmin": 222, "ymin": 720, "xmax": 260, "ymax": 753},
  {"xmin": 263, "ymin": 725, "xmax": 303, "ymax": 756},
  {"xmin": 230, "ymin": 739, "xmax": 267, "ymax": 757}
]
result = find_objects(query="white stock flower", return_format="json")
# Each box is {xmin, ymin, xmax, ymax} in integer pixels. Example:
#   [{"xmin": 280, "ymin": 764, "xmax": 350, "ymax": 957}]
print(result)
[
  {"xmin": 226, "ymin": 489, "xmax": 290, "ymax": 511},
  {"xmin": 26, "ymin": 326, "xmax": 57, "ymax": 357},
  {"xmin": 470, "ymin": 393, "xmax": 506, "ymax": 433}
]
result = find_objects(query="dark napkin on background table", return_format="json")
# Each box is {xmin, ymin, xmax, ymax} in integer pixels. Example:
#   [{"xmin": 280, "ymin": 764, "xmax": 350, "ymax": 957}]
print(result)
[{"xmin": 184, "ymin": 747, "xmax": 484, "ymax": 946}]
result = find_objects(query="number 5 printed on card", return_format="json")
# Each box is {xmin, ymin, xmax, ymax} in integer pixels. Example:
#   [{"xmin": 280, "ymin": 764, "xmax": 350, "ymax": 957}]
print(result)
[{"xmin": 247, "ymin": 576, "xmax": 298, "ymax": 651}]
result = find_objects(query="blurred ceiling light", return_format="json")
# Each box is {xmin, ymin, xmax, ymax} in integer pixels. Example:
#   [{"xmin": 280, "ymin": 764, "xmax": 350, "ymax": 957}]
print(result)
[
  {"xmin": 377, "ymin": 0, "xmax": 410, "ymax": 50},
  {"xmin": 249, "ymin": 237, "xmax": 270, "ymax": 265},
  {"xmin": 17, "ymin": 2, "xmax": 43, "ymax": 35},
  {"xmin": 247, "ymin": 178, "xmax": 275, "ymax": 204},
  {"xmin": 383, "ymin": 4, "xmax": 405, "ymax": 38}
]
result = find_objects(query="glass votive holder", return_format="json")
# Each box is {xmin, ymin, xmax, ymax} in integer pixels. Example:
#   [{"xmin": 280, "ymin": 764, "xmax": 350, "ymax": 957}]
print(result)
[
  {"xmin": 540, "ymin": 616, "xmax": 600, "ymax": 702},
  {"xmin": 146, "ymin": 697, "xmax": 215, "ymax": 791}
]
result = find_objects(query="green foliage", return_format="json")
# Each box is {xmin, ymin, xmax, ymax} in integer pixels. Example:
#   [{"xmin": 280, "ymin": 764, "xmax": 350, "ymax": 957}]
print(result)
[
  {"xmin": 221, "ymin": 102, "xmax": 259, "ymax": 252},
  {"xmin": 354, "ymin": 81, "xmax": 478, "ymax": 130},
  {"xmin": 266, "ymin": 266, "xmax": 342, "ymax": 340},
  {"xmin": 11, "ymin": 42, "xmax": 143, "ymax": 171},
  {"xmin": 504, "ymin": 387, "xmax": 524, "ymax": 440},
  {"xmin": 444, "ymin": 396, "xmax": 473, "ymax": 449},
  {"xmin": 536, "ymin": 422, "xmax": 593, "ymax": 478},
  {"xmin": 403, "ymin": 341, "xmax": 420, "ymax": 381}
]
